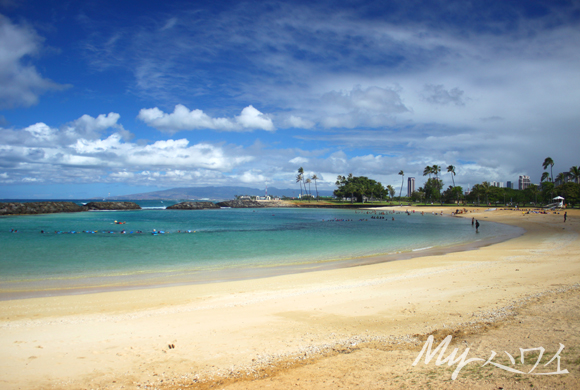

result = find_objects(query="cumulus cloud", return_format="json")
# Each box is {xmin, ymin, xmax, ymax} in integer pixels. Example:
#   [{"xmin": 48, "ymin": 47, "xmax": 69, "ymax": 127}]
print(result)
[
  {"xmin": 64, "ymin": 112, "xmax": 133, "ymax": 140},
  {"xmin": 137, "ymin": 104, "xmax": 275, "ymax": 133},
  {"xmin": 0, "ymin": 112, "xmax": 131, "ymax": 148},
  {"xmin": 236, "ymin": 170, "xmax": 266, "ymax": 183},
  {"xmin": 0, "ymin": 15, "xmax": 68, "ymax": 109},
  {"xmin": 0, "ymin": 112, "xmax": 255, "ymax": 187},
  {"xmin": 236, "ymin": 105, "xmax": 275, "ymax": 131},
  {"xmin": 285, "ymin": 115, "xmax": 315, "ymax": 129}
]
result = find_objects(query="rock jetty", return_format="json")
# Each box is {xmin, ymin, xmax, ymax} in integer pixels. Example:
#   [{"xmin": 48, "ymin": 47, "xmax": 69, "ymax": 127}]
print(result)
[
  {"xmin": 216, "ymin": 199, "xmax": 265, "ymax": 208},
  {"xmin": 0, "ymin": 201, "xmax": 142, "ymax": 216},
  {"xmin": 84, "ymin": 202, "xmax": 141, "ymax": 210},
  {"xmin": 0, "ymin": 202, "xmax": 86, "ymax": 216},
  {"xmin": 166, "ymin": 201, "xmax": 219, "ymax": 210}
]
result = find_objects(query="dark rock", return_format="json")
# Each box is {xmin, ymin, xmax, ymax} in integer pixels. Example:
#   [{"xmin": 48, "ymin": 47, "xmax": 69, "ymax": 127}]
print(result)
[
  {"xmin": 84, "ymin": 202, "xmax": 141, "ymax": 210},
  {"xmin": 166, "ymin": 202, "xmax": 219, "ymax": 210},
  {"xmin": 216, "ymin": 199, "xmax": 265, "ymax": 208},
  {"xmin": 0, "ymin": 202, "xmax": 87, "ymax": 216}
]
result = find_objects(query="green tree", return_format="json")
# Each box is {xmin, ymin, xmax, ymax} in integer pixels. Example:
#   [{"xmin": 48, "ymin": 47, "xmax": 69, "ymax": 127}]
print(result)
[
  {"xmin": 540, "ymin": 181, "xmax": 555, "ymax": 204},
  {"xmin": 411, "ymin": 190, "xmax": 425, "ymax": 203},
  {"xmin": 423, "ymin": 166, "xmax": 433, "ymax": 179},
  {"xmin": 569, "ymin": 166, "xmax": 580, "ymax": 185},
  {"xmin": 334, "ymin": 175, "xmax": 385, "ymax": 203},
  {"xmin": 442, "ymin": 185, "xmax": 463, "ymax": 204},
  {"xmin": 424, "ymin": 178, "xmax": 444, "ymax": 203},
  {"xmin": 556, "ymin": 182, "xmax": 580, "ymax": 207},
  {"xmin": 524, "ymin": 184, "xmax": 540, "ymax": 205},
  {"xmin": 387, "ymin": 184, "xmax": 395, "ymax": 199}
]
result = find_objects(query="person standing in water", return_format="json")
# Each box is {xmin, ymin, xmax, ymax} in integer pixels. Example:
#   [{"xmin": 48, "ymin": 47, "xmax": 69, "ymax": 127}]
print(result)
[
  {"xmin": 472, "ymin": 217, "xmax": 475, "ymax": 227},
  {"xmin": 475, "ymin": 220, "xmax": 480, "ymax": 233}
]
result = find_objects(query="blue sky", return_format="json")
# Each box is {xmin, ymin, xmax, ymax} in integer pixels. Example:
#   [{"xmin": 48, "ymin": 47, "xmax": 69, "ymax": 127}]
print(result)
[{"xmin": 1, "ymin": 0, "xmax": 579, "ymax": 199}]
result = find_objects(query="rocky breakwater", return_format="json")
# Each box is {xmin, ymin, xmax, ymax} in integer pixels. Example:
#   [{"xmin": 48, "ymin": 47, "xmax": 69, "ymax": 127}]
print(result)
[
  {"xmin": 0, "ymin": 201, "xmax": 86, "ymax": 216},
  {"xmin": 85, "ymin": 201, "xmax": 141, "ymax": 210},
  {"xmin": 216, "ymin": 199, "xmax": 265, "ymax": 208},
  {"xmin": 166, "ymin": 201, "xmax": 220, "ymax": 210}
]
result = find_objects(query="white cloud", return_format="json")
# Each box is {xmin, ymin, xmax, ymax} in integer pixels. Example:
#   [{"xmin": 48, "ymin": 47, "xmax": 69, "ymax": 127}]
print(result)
[
  {"xmin": 137, "ymin": 104, "xmax": 275, "ymax": 133},
  {"xmin": 24, "ymin": 123, "xmax": 55, "ymax": 141},
  {"xmin": 0, "ymin": 113, "xmax": 257, "ymax": 187},
  {"xmin": 286, "ymin": 115, "xmax": 314, "ymax": 129},
  {"xmin": 0, "ymin": 15, "xmax": 68, "ymax": 109},
  {"xmin": 65, "ymin": 112, "xmax": 125, "ymax": 139},
  {"xmin": 289, "ymin": 157, "xmax": 308, "ymax": 165},
  {"xmin": 236, "ymin": 170, "xmax": 266, "ymax": 184},
  {"xmin": 236, "ymin": 105, "xmax": 275, "ymax": 131}
]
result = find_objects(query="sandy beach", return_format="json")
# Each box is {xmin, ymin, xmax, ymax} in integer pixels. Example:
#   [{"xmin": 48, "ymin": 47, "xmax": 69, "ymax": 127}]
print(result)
[{"xmin": 1, "ymin": 207, "xmax": 579, "ymax": 389}]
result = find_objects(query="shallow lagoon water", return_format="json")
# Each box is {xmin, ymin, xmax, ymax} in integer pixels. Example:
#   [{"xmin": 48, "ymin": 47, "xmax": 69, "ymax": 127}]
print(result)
[{"xmin": 0, "ymin": 206, "xmax": 522, "ymax": 299}]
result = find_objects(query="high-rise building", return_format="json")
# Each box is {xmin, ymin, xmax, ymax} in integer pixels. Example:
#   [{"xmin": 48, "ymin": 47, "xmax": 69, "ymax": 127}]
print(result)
[
  {"xmin": 490, "ymin": 181, "xmax": 504, "ymax": 188},
  {"xmin": 506, "ymin": 181, "xmax": 513, "ymax": 189},
  {"xmin": 518, "ymin": 175, "xmax": 531, "ymax": 190},
  {"xmin": 407, "ymin": 177, "xmax": 415, "ymax": 197}
]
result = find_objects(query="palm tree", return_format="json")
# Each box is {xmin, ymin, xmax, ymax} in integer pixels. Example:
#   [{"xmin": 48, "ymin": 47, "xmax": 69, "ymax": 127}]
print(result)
[
  {"xmin": 447, "ymin": 165, "xmax": 456, "ymax": 187},
  {"xmin": 542, "ymin": 157, "xmax": 554, "ymax": 182},
  {"xmin": 423, "ymin": 166, "xmax": 433, "ymax": 179},
  {"xmin": 541, "ymin": 172, "xmax": 550, "ymax": 183},
  {"xmin": 569, "ymin": 166, "xmax": 580, "ymax": 184},
  {"xmin": 432, "ymin": 165, "xmax": 441, "ymax": 181},
  {"xmin": 311, "ymin": 174, "xmax": 319, "ymax": 200},
  {"xmin": 298, "ymin": 167, "xmax": 307, "ymax": 195},
  {"xmin": 447, "ymin": 165, "xmax": 458, "ymax": 204},
  {"xmin": 398, "ymin": 170, "xmax": 404, "ymax": 199},
  {"xmin": 305, "ymin": 178, "xmax": 312, "ymax": 200},
  {"xmin": 296, "ymin": 174, "xmax": 303, "ymax": 198},
  {"xmin": 555, "ymin": 172, "xmax": 566, "ymax": 186}
]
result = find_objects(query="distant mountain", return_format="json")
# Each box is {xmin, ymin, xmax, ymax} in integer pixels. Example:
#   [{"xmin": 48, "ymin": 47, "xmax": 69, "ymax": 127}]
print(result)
[{"xmin": 110, "ymin": 186, "xmax": 335, "ymax": 200}]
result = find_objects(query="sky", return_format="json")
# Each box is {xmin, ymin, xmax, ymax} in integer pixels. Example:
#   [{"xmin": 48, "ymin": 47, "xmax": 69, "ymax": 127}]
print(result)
[{"xmin": 1, "ymin": 0, "xmax": 579, "ymax": 199}]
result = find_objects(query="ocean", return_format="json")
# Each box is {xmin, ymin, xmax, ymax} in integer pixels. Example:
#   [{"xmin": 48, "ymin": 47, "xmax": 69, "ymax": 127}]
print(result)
[{"xmin": 0, "ymin": 201, "xmax": 523, "ymax": 299}]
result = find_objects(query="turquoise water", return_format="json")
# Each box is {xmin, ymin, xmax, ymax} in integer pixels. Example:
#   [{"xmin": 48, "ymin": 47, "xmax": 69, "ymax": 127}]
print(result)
[{"xmin": 0, "ymin": 204, "xmax": 522, "ymax": 299}]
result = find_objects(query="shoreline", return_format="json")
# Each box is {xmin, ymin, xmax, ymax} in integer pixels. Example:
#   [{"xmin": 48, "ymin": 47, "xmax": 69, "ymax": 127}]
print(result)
[
  {"xmin": 0, "ymin": 207, "xmax": 578, "ymax": 389},
  {"xmin": 0, "ymin": 209, "xmax": 523, "ymax": 301}
]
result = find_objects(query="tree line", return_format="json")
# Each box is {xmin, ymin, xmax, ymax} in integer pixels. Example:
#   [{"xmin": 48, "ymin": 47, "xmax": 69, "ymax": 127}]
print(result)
[{"xmin": 320, "ymin": 157, "xmax": 580, "ymax": 207}]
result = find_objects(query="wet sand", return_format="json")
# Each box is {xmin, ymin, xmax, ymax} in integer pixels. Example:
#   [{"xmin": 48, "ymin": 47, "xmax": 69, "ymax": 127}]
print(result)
[{"xmin": 1, "ymin": 207, "xmax": 578, "ymax": 389}]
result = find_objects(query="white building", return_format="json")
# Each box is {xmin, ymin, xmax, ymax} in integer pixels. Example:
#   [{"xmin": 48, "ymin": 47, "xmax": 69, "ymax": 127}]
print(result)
[{"xmin": 519, "ymin": 175, "xmax": 531, "ymax": 190}]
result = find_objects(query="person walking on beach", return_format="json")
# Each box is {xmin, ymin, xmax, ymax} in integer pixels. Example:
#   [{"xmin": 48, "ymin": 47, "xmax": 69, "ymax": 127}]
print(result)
[
  {"xmin": 564, "ymin": 212, "xmax": 567, "ymax": 223},
  {"xmin": 475, "ymin": 220, "xmax": 480, "ymax": 233}
]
